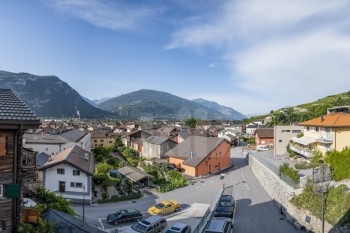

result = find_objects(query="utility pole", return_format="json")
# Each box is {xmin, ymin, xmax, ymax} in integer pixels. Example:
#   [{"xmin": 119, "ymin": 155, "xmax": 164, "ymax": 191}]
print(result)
[{"xmin": 321, "ymin": 164, "xmax": 325, "ymax": 233}]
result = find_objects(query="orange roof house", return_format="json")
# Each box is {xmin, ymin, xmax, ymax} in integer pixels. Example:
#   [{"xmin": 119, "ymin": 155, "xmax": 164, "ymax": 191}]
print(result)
[{"xmin": 290, "ymin": 113, "xmax": 350, "ymax": 158}]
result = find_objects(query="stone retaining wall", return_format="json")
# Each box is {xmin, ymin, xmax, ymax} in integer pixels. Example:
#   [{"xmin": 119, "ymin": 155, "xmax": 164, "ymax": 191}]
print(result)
[{"xmin": 248, "ymin": 154, "xmax": 333, "ymax": 233}]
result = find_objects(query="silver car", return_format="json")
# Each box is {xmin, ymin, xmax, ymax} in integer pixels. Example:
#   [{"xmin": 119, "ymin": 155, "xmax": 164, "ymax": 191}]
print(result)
[
  {"xmin": 165, "ymin": 222, "xmax": 191, "ymax": 233},
  {"xmin": 121, "ymin": 215, "xmax": 167, "ymax": 233}
]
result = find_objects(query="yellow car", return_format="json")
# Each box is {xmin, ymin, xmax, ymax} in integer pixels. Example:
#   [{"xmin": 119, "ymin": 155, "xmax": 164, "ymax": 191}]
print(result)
[{"xmin": 148, "ymin": 200, "xmax": 180, "ymax": 215}]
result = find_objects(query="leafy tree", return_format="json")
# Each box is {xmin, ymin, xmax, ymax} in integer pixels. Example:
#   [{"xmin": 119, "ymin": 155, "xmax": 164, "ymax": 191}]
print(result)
[
  {"xmin": 185, "ymin": 118, "xmax": 197, "ymax": 128},
  {"xmin": 114, "ymin": 136, "xmax": 124, "ymax": 150},
  {"xmin": 123, "ymin": 147, "xmax": 136, "ymax": 158},
  {"xmin": 310, "ymin": 151, "xmax": 323, "ymax": 164},
  {"xmin": 95, "ymin": 162, "xmax": 113, "ymax": 174}
]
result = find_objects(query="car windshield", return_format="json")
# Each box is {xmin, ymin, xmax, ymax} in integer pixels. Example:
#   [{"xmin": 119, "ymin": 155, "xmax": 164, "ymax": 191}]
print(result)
[
  {"xmin": 165, "ymin": 230, "xmax": 180, "ymax": 233},
  {"xmin": 218, "ymin": 200, "xmax": 232, "ymax": 207},
  {"xmin": 131, "ymin": 223, "xmax": 147, "ymax": 233},
  {"xmin": 155, "ymin": 203, "xmax": 165, "ymax": 209}
]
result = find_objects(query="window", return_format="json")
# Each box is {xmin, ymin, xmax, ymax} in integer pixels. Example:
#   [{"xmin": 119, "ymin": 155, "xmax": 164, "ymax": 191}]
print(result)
[
  {"xmin": 316, "ymin": 127, "xmax": 319, "ymax": 132},
  {"xmin": 70, "ymin": 182, "xmax": 83, "ymax": 188},
  {"xmin": 292, "ymin": 130, "xmax": 301, "ymax": 133},
  {"xmin": 46, "ymin": 148, "xmax": 48, "ymax": 151},
  {"xmin": 0, "ymin": 136, "xmax": 7, "ymax": 158},
  {"xmin": 73, "ymin": 170, "xmax": 80, "ymax": 176},
  {"xmin": 100, "ymin": 140, "xmax": 104, "ymax": 142},
  {"xmin": 306, "ymin": 126, "xmax": 310, "ymax": 131},
  {"xmin": 57, "ymin": 168, "xmax": 65, "ymax": 175},
  {"xmin": 219, "ymin": 152, "xmax": 222, "ymax": 156},
  {"xmin": 282, "ymin": 130, "xmax": 290, "ymax": 132},
  {"xmin": 0, "ymin": 184, "xmax": 3, "ymax": 197},
  {"xmin": 94, "ymin": 140, "xmax": 97, "ymax": 142},
  {"xmin": 279, "ymin": 140, "xmax": 282, "ymax": 142},
  {"xmin": 109, "ymin": 141, "xmax": 113, "ymax": 143}
]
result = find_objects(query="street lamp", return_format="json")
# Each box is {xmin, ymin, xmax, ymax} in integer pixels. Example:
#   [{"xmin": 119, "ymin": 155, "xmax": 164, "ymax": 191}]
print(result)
[
  {"xmin": 314, "ymin": 164, "xmax": 326, "ymax": 233},
  {"xmin": 82, "ymin": 184, "xmax": 85, "ymax": 222}
]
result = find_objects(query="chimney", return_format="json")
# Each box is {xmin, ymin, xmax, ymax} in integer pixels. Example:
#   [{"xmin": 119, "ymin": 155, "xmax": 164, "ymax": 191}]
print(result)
[
  {"xmin": 190, "ymin": 151, "xmax": 193, "ymax": 158},
  {"xmin": 320, "ymin": 115, "xmax": 324, "ymax": 122}
]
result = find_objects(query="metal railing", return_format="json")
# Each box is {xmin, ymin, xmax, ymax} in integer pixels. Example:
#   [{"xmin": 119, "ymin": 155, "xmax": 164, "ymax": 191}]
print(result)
[{"xmin": 280, "ymin": 172, "xmax": 300, "ymax": 189}]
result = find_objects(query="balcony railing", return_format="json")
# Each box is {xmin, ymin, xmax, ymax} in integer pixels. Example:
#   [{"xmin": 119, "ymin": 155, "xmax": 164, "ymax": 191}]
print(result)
[
  {"xmin": 316, "ymin": 137, "xmax": 333, "ymax": 144},
  {"xmin": 290, "ymin": 144, "xmax": 315, "ymax": 158}
]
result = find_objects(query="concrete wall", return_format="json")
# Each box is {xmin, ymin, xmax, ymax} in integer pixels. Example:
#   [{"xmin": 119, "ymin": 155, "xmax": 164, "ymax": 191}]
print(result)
[
  {"xmin": 248, "ymin": 154, "xmax": 333, "ymax": 232},
  {"xmin": 274, "ymin": 126, "xmax": 303, "ymax": 156}
]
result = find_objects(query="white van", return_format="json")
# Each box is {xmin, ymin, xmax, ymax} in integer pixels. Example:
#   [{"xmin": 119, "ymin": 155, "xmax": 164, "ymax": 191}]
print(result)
[{"xmin": 256, "ymin": 145, "xmax": 268, "ymax": 151}]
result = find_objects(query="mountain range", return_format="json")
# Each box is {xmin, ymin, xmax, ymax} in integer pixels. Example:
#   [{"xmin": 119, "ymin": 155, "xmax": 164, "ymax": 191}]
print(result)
[
  {"xmin": 0, "ymin": 71, "xmax": 112, "ymax": 119},
  {"xmin": 0, "ymin": 70, "xmax": 246, "ymax": 120}
]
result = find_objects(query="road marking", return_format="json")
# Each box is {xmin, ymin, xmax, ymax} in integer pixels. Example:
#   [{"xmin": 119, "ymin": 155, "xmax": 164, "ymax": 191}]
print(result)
[
  {"xmin": 210, "ymin": 180, "xmax": 215, "ymax": 183},
  {"xmin": 195, "ymin": 186, "xmax": 200, "ymax": 189},
  {"xmin": 98, "ymin": 218, "xmax": 106, "ymax": 230}
]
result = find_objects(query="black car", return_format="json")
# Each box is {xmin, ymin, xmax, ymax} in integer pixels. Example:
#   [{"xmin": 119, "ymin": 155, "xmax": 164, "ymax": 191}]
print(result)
[
  {"xmin": 167, "ymin": 163, "xmax": 180, "ymax": 171},
  {"xmin": 107, "ymin": 208, "xmax": 142, "ymax": 225},
  {"xmin": 214, "ymin": 195, "xmax": 235, "ymax": 218}
]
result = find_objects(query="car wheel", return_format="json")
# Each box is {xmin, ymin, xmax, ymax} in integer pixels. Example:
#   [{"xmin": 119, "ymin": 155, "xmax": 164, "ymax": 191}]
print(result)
[
  {"xmin": 114, "ymin": 221, "xmax": 119, "ymax": 225},
  {"xmin": 175, "ymin": 207, "xmax": 180, "ymax": 212},
  {"xmin": 159, "ymin": 227, "xmax": 164, "ymax": 232}
]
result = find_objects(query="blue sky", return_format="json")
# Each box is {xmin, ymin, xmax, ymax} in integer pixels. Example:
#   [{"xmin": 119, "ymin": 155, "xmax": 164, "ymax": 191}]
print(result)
[{"xmin": 1, "ymin": 0, "xmax": 350, "ymax": 115}]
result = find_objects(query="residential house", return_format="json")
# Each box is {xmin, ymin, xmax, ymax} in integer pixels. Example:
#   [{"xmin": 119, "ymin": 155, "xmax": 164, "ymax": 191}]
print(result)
[
  {"xmin": 60, "ymin": 129, "xmax": 91, "ymax": 152},
  {"xmin": 23, "ymin": 134, "xmax": 73, "ymax": 157},
  {"xmin": 142, "ymin": 136, "xmax": 177, "ymax": 160},
  {"xmin": 39, "ymin": 145, "xmax": 94, "ymax": 204},
  {"xmin": 91, "ymin": 131, "xmax": 117, "ymax": 149},
  {"xmin": 121, "ymin": 130, "xmax": 151, "ymax": 147},
  {"xmin": 246, "ymin": 124, "xmax": 258, "ymax": 135},
  {"xmin": 290, "ymin": 113, "xmax": 350, "ymax": 159},
  {"xmin": 218, "ymin": 129, "xmax": 238, "ymax": 146},
  {"xmin": 165, "ymin": 136, "xmax": 231, "ymax": 177},
  {"xmin": 172, "ymin": 130, "xmax": 190, "ymax": 143},
  {"xmin": 273, "ymin": 126, "xmax": 303, "ymax": 156},
  {"xmin": 255, "ymin": 128, "xmax": 274, "ymax": 147},
  {"xmin": 0, "ymin": 89, "xmax": 40, "ymax": 232}
]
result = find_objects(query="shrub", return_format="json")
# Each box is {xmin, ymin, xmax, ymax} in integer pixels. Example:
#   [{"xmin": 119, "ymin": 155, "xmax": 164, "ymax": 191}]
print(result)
[
  {"xmin": 36, "ymin": 187, "xmax": 76, "ymax": 215},
  {"xmin": 279, "ymin": 163, "xmax": 299, "ymax": 184},
  {"xmin": 325, "ymin": 148, "xmax": 350, "ymax": 181},
  {"xmin": 92, "ymin": 173, "xmax": 109, "ymax": 185},
  {"xmin": 311, "ymin": 151, "xmax": 323, "ymax": 164},
  {"xmin": 95, "ymin": 154, "xmax": 104, "ymax": 162},
  {"xmin": 102, "ymin": 192, "xmax": 108, "ymax": 200},
  {"xmin": 292, "ymin": 184, "xmax": 350, "ymax": 225}
]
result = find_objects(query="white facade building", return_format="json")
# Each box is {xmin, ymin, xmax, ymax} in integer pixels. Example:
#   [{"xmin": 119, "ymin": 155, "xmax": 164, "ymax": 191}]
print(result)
[{"xmin": 40, "ymin": 146, "xmax": 94, "ymax": 204}]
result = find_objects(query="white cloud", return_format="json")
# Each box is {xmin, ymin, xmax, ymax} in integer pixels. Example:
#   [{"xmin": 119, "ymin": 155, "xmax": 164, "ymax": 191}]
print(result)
[
  {"xmin": 48, "ymin": 0, "xmax": 162, "ymax": 31},
  {"xmin": 167, "ymin": 0, "xmax": 350, "ymax": 114}
]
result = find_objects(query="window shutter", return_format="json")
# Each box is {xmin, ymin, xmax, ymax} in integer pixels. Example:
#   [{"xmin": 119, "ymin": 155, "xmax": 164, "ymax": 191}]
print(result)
[{"xmin": 6, "ymin": 184, "xmax": 20, "ymax": 198}]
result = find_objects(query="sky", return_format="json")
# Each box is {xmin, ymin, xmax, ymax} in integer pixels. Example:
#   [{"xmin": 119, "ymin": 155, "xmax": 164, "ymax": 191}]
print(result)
[{"xmin": 1, "ymin": 0, "xmax": 350, "ymax": 115}]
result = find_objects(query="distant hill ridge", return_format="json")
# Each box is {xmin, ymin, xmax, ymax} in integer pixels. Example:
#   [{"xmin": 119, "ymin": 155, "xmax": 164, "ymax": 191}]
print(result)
[
  {"xmin": 97, "ymin": 89, "xmax": 246, "ymax": 120},
  {"xmin": 193, "ymin": 98, "xmax": 246, "ymax": 120}
]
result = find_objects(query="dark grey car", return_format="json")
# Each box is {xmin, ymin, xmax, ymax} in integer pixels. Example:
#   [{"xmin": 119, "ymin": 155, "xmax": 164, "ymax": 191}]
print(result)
[{"xmin": 213, "ymin": 195, "xmax": 235, "ymax": 218}]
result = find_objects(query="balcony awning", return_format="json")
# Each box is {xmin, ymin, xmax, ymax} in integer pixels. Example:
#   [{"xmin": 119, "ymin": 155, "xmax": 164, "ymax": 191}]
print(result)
[{"xmin": 291, "ymin": 136, "xmax": 317, "ymax": 146}]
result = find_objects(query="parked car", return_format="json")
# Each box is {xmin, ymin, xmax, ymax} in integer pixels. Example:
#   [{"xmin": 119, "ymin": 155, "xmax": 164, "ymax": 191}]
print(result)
[
  {"xmin": 121, "ymin": 215, "xmax": 167, "ymax": 233},
  {"xmin": 148, "ymin": 200, "xmax": 180, "ymax": 215},
  {"xmin": 214, "ymin": 195, "xmax": 235, "ymax": 218},
  {"xmin": 256, "ymin": 145, "xmax": 268, "ymax": 151},
  {"xmin": 107, "ymin": 208, "xmax": 142, "ymax": 225},
  {"xmin": 167, "ymin": 163, "xmax": 180, "ymax": 171},
  {"xmin": 204, "ymin": 218, "xmax": 233, "ymax": 233},
  {"xmin": 165, "ymin": 222, "xmax": 191, "ymax": 233}
]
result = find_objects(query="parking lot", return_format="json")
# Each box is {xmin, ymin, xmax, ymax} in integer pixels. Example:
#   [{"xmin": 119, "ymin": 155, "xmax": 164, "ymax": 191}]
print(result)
[{"xmin": 97, "ymin": 203, "xmax": 210, "ymax": 232}]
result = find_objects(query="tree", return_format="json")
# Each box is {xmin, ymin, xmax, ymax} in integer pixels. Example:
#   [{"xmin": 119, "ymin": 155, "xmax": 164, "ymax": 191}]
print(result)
[{"xmin": 185, "ymin": 118, "xmax": 197, "ymax": 128}]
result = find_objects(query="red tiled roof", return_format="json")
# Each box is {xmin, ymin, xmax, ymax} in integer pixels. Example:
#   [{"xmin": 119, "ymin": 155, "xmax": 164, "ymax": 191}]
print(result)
[{"xmin": 299, "ymin": 112, "xmax": 350, "ymax": 127}]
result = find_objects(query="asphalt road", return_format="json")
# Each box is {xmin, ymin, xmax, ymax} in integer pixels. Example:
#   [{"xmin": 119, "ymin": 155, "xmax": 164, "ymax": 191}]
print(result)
[{"xmin": 71, "ymin": 147, "xmax": 302, "ymax": 233}]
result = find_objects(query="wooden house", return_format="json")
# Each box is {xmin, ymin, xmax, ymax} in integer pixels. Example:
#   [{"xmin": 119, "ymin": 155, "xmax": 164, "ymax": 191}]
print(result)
[{"xmin": 0, "ymin": 89, "xmax": 40, "ymax": 232}]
